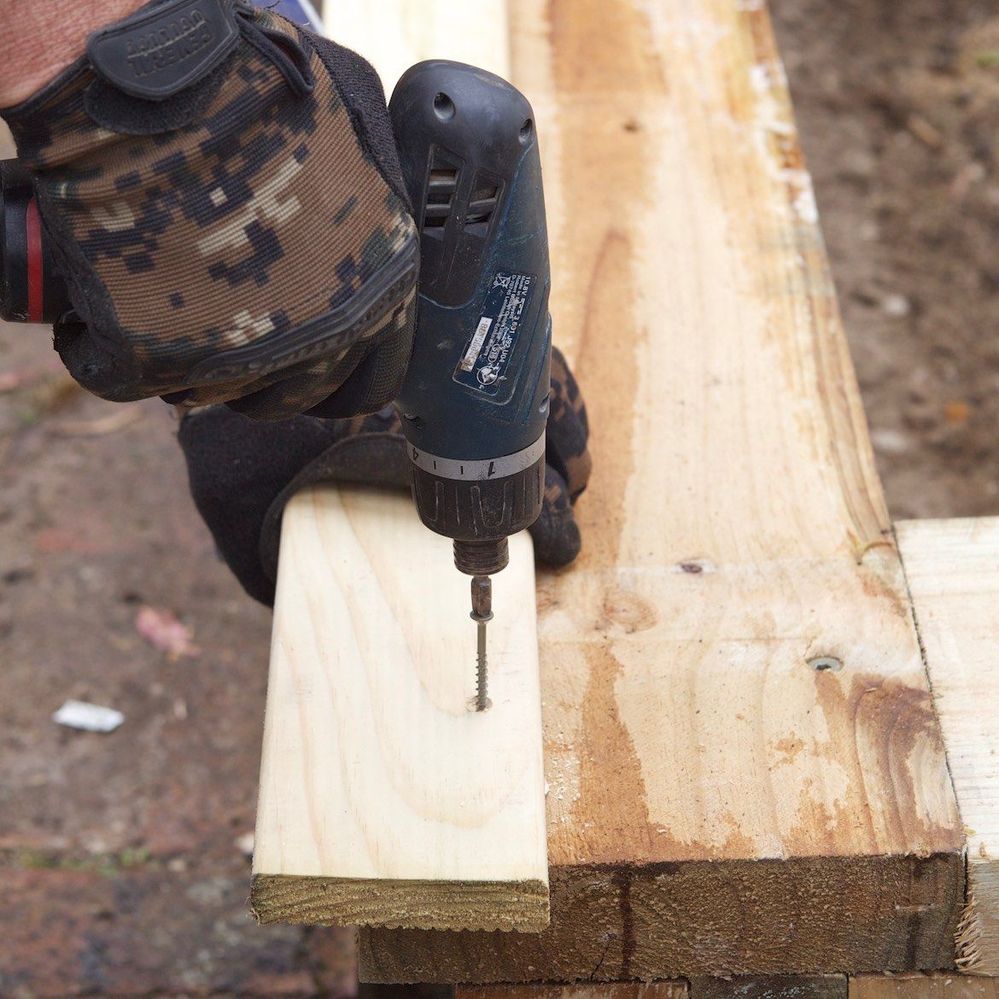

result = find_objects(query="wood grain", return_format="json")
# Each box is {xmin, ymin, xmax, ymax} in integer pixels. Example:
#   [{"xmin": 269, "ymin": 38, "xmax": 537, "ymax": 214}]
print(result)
[
  {"xmin": 251, "ymin": 489, "xmax": 548, "ymax": 931},
  {"xmin": 851, "ymin": 976, "xmax": 999, "ymax": 999},
  {"xmin": 897, "ymin": 518, "xmax": 999, "ymax": 976},
  {"xmin": 360, "ymin": 0, "xmax": 964, "ymax": 981}
]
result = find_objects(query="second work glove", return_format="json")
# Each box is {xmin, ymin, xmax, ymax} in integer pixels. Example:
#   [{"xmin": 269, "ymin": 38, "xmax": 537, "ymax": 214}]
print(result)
[{"xmin": 1, "ymin": 0, "xmax": 417, "ymax": 419}]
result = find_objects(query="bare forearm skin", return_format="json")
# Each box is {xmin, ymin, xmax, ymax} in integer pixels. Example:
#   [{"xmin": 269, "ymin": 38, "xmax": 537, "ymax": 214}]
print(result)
[{"xmin": 0, "ymin": 0, "xmax": 146, "ymax": 107}]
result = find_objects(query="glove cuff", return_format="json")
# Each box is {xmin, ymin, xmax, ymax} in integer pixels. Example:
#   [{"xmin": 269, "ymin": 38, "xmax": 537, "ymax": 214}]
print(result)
[{"xmin": 2, "ymin": 61, "xmax": 93, "ymax": 168}]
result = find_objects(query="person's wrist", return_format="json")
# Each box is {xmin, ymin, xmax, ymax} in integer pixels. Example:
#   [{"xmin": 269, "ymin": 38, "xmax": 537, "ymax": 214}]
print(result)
[{"xmin": 0, "ymin": 0, "xmax": 147, "ymax": 108}]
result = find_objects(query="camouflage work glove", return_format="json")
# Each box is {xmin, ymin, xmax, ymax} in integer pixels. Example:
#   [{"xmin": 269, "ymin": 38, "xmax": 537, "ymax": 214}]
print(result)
[
  {"xmin": 179, "ymin": 347, "xmax": 591, "ymax": 605},
  {"xmin": 0, "ymin": 0, "xmax": 417, "ymax": 419}
]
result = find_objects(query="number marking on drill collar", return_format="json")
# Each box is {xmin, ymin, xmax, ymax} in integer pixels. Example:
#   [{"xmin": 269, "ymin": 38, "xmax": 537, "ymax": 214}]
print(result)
[{"xmin": 408, "ymin": 434, "xmax": 546, "ymax": 481}]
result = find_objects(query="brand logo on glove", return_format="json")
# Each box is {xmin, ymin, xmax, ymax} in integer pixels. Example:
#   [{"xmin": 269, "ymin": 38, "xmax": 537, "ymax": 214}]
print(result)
[
  {"xmin": 125, "ymin": 10, "xmax": 215, "ymax": 80},
  {"xmin": 87, "ymin": 0, "xmax": 240, "ymax": 102}
]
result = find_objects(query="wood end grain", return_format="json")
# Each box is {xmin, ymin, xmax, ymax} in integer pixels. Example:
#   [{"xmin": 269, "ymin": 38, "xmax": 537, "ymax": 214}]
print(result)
[
  {"xmin": 251, "ymin": 874, "xmax": 550, "ymax": 932},
  {"xmin": 358, "ymin": 855, "xmax": 964, "ymax": 982}
]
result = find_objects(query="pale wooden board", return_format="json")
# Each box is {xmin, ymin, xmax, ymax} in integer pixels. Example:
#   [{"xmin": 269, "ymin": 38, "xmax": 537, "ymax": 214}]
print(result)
[
  {"xmin": 251, "ymin": 489, "xmax": 548, "ymax": 931},
  {"xmin": 325, "ymin": 0, "xmax": 510, "ymax": 92},
  {"xmin": 252, "ymin": 0, "xmax": 549, "ymax": 934},
  {"xmin": 851, "ymin": 976, "xmax": 999, "ymax": 999},
  {"xmin": 359, "ymin": 0, "xmax": 965, "ymax": 982},
  {"xmin": 897, "ymin": 518, "xmax": 999, "ymax": 977}
]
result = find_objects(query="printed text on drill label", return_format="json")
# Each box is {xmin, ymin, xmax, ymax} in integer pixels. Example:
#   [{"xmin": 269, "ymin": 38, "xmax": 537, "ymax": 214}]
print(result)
[
  {"xmin": 459, "ymin": 318, "xmax": 493, "ymax": 372},
  {"xmin": 454, "ymin": 271, "xmax": 535, "ymax": 397}
]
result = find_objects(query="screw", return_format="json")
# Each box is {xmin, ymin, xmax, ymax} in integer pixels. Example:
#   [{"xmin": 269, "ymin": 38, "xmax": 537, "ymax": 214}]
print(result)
[{"xmin": 808, "ymin": 656, "xmax": 843, "ymax": 672}]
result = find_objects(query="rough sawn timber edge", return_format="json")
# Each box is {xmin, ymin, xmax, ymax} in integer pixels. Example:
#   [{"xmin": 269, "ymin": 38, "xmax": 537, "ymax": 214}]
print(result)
[
  {"xmin": 360, "ymin": 0, "xmax": 965, "ymax": 982},
  {"xmin": 251, "ymin": 875, "xmax": 549, "ymax": 931}
]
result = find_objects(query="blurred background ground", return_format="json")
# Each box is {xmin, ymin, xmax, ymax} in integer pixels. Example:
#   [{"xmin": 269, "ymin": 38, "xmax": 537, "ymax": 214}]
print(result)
[
  {"xmin": 1, "ymin": 0, "xmax": 997, "ymax": 995},
  {"xmin": 775, "ymin": 0, "xmax": 999, "ymax": 518}
]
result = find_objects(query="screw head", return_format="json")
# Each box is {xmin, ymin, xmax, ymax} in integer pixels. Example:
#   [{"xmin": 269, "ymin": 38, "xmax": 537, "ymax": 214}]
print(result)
[{"xmin": 808, "ymin": 656, "xmax": 843, "ymax": 672}]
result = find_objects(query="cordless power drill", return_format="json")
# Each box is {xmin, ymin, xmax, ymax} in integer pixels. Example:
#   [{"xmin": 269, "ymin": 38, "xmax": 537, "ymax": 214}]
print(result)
[
  {"xmin": 0, "ymin": 60, "xmax": 552, "ymax": 710},
  {"xmin": 389, "ymin": 62, "xmax": 551, "ymax": 709}
]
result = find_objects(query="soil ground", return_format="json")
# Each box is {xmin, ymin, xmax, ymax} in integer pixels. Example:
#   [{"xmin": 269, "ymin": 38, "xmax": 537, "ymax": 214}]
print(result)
[
  {"xmin": 1, "ymin": 1, "xmax": 997, "ymax": 995},
  {"xmin": 773, "ymin": 0, "xmax": 999, "ymax": 520}
]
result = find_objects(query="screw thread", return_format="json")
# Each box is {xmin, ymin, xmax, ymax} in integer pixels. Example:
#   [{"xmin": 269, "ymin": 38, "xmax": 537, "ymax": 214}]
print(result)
[{"xmin": 476, "ymin": 628, "xmax": 489, "ymax": 711}]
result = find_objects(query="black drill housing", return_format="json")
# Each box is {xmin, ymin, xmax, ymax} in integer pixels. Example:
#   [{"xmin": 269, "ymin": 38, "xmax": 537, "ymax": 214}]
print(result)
[{"xmin": 389, "ymin": 62, "xmax": 552, "ymax": 576}]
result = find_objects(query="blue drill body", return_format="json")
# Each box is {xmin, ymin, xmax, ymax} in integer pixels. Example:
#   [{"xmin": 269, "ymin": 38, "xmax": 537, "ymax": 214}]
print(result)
[
  {"xmin": 394, "ymin": 103, "xmax": 552, "ymax": 462},
  {"xmin": 390, "ymin": 62, "xmax": 552, "ymax": 572}
]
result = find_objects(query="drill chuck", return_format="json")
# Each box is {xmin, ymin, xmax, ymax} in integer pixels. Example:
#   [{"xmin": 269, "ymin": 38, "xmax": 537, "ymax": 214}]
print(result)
[
  {"xmin": 409, "ymin": 431, "xmax": 547, "ymax": 576},
  {"xmin": 454, "ymin": 537, "xmax": 510, "ymax": 577}
]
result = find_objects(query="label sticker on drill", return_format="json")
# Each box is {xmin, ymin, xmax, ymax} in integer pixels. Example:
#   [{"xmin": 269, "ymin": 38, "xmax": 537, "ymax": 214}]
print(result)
[{"xmin": 453, "ymin": 271, "xmax": 535, "ymax": 396}]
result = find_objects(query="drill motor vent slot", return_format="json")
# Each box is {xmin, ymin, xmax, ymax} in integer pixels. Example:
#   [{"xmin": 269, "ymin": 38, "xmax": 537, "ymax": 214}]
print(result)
[
  {"xmin": 422, "ymin": 161, "xmax": 460, "ymax": 234},
  {"xmin": 464, "ymin": 175, "xmax": 501, "ymax": 236}
]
